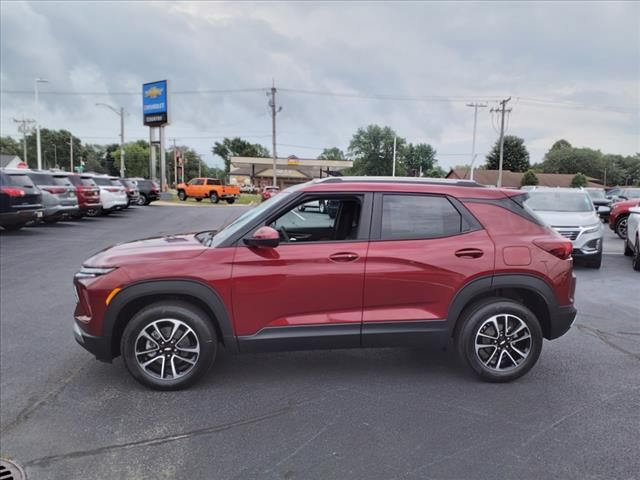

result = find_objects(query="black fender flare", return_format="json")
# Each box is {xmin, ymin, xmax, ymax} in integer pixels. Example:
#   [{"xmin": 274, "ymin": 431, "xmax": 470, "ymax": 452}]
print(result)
[
  {"xmin": 446, "ymin": 274, "xmax": 559, "ymax": 336},
  {"xmin": 104, "ymin": 279, "xmax": 237, "ymax": 357}
]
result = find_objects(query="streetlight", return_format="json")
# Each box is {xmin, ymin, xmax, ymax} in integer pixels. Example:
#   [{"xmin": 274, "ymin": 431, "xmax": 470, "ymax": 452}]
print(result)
[
  {"xmin": 96, "ymin": 103, "xmax": 125, "ymax": 177},
  {"xmin": 34, "ymin": 78, "xmax": 48, "ymax": 170}
]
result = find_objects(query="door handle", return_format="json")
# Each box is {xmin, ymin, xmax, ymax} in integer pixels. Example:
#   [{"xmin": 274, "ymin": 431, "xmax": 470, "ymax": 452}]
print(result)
[
  {"xmin": 329, "ymin": 252, "xmax": 360, "ymax": 263},
  {"xmin": 455, "ymin": 248, "xmax": 484, "ymax": 259}
]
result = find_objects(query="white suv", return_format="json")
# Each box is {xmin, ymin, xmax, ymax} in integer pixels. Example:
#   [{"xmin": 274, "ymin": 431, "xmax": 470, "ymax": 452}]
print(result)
[
  {"xmin": 624, "ymin": 206, "xmax": 640, "ymax": 271},
  {"xmin": 90, "ymin": 175, "xmax": 128, "ymax": 214},
  {"xmin": 525, "ymin": 187, "xmax": 604, "ymax": 269}
]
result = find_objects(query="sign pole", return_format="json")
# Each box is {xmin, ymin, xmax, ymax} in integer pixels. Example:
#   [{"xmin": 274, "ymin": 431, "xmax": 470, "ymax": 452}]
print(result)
[
  {"xmin": 150, "ymin": 128, "xmax": 157, "ymax": 182},
  {"xmin": 160, "ymin": 126, "xmax": 166, "ymax": 192}
]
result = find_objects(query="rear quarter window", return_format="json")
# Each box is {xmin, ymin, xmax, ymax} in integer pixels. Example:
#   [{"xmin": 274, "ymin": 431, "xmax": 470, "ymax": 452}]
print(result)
[{"xmin": 381, "ymin": 194, "xmax": 462, "ymax": 240}]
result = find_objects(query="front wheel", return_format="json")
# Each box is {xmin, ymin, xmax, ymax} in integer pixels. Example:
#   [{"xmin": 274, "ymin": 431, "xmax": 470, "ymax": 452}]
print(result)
[
  {"xmin": 121, "ymin": 301, "xmax": 217, "ymax": 390},
  {"xmin": 456, "ymin": 298, "xmax": 543, "ymax": 383},
  {"xmin": 615, "ymin": 215, "xmax": 629, "ymax": 239},
  {"xmin": 136, "ymin": 195, "xmax": 147, "ymax": 206},
  {"xmin": 209, "ymin": 192, "xmax": 219, "ymax": 204},
  {"xmin": 178, "ymin": 190, "xmax": 187, "ymax": 201}
]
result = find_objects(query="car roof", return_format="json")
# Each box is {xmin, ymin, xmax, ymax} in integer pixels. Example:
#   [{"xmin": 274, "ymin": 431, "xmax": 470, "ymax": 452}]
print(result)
[{"xmin": 299, "ymin": 176, "xmax": 517, "ymax": 199}]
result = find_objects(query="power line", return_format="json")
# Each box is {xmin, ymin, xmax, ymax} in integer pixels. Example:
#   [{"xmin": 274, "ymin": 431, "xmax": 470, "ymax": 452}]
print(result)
[{"xmin": 0, "ymin": 88, "xmax": 267, "ymax": 96}]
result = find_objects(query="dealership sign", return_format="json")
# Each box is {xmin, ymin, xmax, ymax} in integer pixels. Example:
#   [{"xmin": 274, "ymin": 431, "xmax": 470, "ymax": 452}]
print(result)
[{"xmin": 142, "ymin": 80, "xmax": 168, "ymax": 126}]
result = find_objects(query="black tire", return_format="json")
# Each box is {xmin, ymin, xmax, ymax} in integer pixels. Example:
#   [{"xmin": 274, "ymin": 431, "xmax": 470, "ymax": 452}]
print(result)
[
  {"xmin": 196, "ymin": 198, "xmax": 202, "ymax": 202},
  {"xmin": 178, "ymin": 190, "xmax": 187, "ymax": 201},
  {"xmin": 136, "ymin": 195, "xmax": 147, "ymax": 206},
  {"xmin": 2, "ymin": 223, "xmax": 26, "ymax": 231},
  {"xmin": 209, "ymin": 192, "xmax": 219, "ymax": 204},
  {"xmin": 121, "ymin": 301, "xmax": 217, "ymax": 390},
  {"xmin": 225, "ymin": 198, "xmax": 235, "ymax": 205},
  {"xmin": 624, "ymin": 239, "xmax": 634, "ymax": 256},
  {"xmin": 86, "ymin": 208, "xmax": 100, "ymax": 217},
  {"xmin": 615, "ymin": 215, "xmax": 629, "ymax": 240},
  {"xmin": 633, "ymin": 236, "xmax": 640, "ymax": 272},
  {"xmin": 102, "ymin": 209, "xmax": 111, "ymax": 216},
  {"xmin": 43, "ymin": 217, "xmax": 58, "ymax": 224},
  {"xmin": 456, "ymin": 298, "xmax": 543, "ymax": 383}
]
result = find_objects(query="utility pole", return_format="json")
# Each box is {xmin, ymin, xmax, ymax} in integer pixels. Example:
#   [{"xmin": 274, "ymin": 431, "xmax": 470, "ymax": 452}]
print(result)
[
  {"xmin": 172, "ymin": 138, "xmax": 177, "ymax": 186},
  {"xmin": 96, "ymin": 103, "xmax": 125, "ymax": 177},
  {"xmin": 268, "ymin": 82, "xmax": 282, "ymax": 187},
  {"xmin": 68, "ymin": 134, "xmax": 74, "ymax": 172},
  {"xmin": 34, "ymin": 78, "xmax": 48, "ymax": 170},
  {"xmin": 13, "ymin": 117, "xmax": 35, "ymax": 164},
  {"xmin": 466, "ymin": 102, "xmax": 487, "ymax": 181},
  {"xmin": 490, "ymin": 97, "xmax": 512, "ymax": 187},
  {"xmin": 392, "ymin": 136, "xmax": 397, "ymax": 177}
]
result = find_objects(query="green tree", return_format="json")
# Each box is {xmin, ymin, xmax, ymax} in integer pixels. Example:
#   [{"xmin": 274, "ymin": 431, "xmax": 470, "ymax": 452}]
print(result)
[
  {"xmin": 317, "ymin": 147, "xmax": 345, "ymax": 161},
  {"xmin": 486, "ymin": 135, "xmax": 530, "ymax": 172},
  {"xmin": 521, "ymin": 170, "xmax": 539, "ymax": 186},
  {"xmin": 348, "ymin": 125, "xmax": 406, "ymax": 176},
  {"xmin": 212, "ymin": 138, "xmax": 270, "ymax": 176},
  {"xmin": 403, "ymin": 143, "xmax": 437, "ymax": 176},
  {"xmin": 423, "ymin": 165, "xmax": 446, "ymax": 178},
  {"xmin": 0, "ymin": 136, "xmax": 22, "ymax": 157},
  {"xmin": 550, "ymin": 139, "xmax": 572, "ymax": 151},
  {"xmin": 570, "ymin": 172, "xmax": 587, "ymax": 188}
]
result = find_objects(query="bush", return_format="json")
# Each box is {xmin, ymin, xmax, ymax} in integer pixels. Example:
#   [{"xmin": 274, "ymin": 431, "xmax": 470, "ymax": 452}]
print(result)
[
  {"xmin": 570, "ymin": 172, "xmax": 587, "ymax": 188},
  {"xmin": 521, "ymin": 170, "xmax": 539, "ymax": 187}
]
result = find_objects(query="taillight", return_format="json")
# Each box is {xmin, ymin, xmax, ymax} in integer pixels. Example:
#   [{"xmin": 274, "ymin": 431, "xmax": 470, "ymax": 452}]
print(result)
[
  {"xmin": 42, "ymin": 187, "xmax": 67, "ymax": 194},
  {"xmin": 0, "ymin": 186, "xmax": 25, "ymax": 197},
  {"xmin": 533, "ymin": 238, "xmax": 573, "ymax": 260}
]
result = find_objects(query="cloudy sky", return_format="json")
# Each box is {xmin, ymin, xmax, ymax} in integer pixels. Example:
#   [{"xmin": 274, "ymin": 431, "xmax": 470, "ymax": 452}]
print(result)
[{"xmin": 1, "ymin": 1, "xmax": 639, "ymax": 170}]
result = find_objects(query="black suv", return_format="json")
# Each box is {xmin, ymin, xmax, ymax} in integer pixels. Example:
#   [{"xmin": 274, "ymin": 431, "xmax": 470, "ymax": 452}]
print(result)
[
  {"xmin": 132, "ymin": 179, "xmax": 159, "ymax": 205},
  {"xmin": 0, "ymin": 170, "xmax": 44, "ymax": 231}
]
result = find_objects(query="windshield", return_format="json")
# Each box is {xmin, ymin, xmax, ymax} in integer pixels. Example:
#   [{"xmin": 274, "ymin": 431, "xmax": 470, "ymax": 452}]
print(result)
[
  {"xmin": 210, "ymin": 192, "xmax": 291, "ymax": 247},
  {"xmin": 622, "ymin": 189, "xmax": 640, "ymax": 199},
  {"xmin": 53, "ymin": 176, "xmax": 73, "ymax": 186},
  {"xmin": 29, "ymin": 174, "xmax": 56, "ymax": 186},
  {"xmin": 525, "ymin": 191, "xmax": 594, "ymax": 212}
]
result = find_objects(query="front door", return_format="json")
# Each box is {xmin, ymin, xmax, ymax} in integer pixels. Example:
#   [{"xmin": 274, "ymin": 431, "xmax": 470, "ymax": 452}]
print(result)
[{"xmin": 231, "ymin": 194, "xmax": 371, "ymax": 352}]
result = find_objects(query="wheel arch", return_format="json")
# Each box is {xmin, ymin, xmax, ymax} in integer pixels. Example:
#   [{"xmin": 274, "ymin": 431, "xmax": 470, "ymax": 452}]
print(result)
[
  {"xmin": 105, "ymin": 279, "xmax": 237, "ymax": 359},
  {"xmin": 448, "ymin": 274, "xmax": 558, "ymax": 340}
]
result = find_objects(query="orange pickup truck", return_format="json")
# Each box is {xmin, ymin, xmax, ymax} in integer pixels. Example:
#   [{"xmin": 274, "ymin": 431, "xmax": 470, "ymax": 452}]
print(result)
[{"xmin": 176, "ymin": 178, "xmax": 241, "ymax": 204}]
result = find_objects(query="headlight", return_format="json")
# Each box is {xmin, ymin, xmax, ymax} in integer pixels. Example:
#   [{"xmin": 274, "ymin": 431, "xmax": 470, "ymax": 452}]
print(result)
[
  {"xmin": 583, "ymin": 224, "xmax": 601, "ymax": 234},
  {"xmin": 75, "ymin": 266, "xmax": 117, "ymax": 278}
]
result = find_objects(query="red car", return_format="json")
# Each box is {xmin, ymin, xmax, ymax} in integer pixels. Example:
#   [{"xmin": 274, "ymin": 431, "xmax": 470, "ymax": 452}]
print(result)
[
  {"xmin": 609, "ymin": 199, "xmax": 640, "ymax": 239},
  {"xmin": 261, "ymin": 185, "xmax": 280, "ymax": 201},
  {"xmin": 73, "ymin": 177, "xmax": 577, "ymax": 389},
  {"xmin": 65, "ymin": 173, "xmax": 102, "ymax": 217}
]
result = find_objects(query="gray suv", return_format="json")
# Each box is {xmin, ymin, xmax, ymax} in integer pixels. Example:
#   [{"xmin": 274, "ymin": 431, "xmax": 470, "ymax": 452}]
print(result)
[{"xmin": 526, "ymin": 187, "xmax": 604, "ymax": 269}]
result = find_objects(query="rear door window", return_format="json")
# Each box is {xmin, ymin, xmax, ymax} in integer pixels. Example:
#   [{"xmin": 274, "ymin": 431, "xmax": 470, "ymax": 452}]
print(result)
[{"xmin": 381, "ymin": 194, "xmax": 462, "ymax": 240}]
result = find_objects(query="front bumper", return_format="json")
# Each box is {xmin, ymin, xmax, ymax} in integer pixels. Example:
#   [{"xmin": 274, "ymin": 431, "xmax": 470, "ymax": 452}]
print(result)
[{"xmin": 73, "ymin": 320, "xmax": 112, "ymax": 362}]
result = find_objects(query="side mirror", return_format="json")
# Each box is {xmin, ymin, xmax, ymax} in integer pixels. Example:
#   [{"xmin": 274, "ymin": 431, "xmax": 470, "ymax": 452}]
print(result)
[{"xmin": 244, "ymin": 226, "xmax": 280, "ymax": 248}]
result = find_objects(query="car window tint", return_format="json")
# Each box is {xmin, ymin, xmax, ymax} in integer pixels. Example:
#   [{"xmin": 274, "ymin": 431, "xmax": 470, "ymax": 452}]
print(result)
[
  {"xmin": 29, "ymin": 174, "xmax": 56, "ymax": 185},
  {"xmin": 80, "ymin": 178, "xmax": 96, "ymax": 186},
  {"xmin": 381, "ymin": 195, "xmax": 462, "ymax": 240},
  {"xmin": 93, "ymin": 177, "xmax": 112, "ymax": 186},
  {"xmin": 207, "ymin": 178, "xmax": 221, "ymax": 185},
  {"xmin": 191, "ymin": 179, "xmax": 204, "ymax": 185},
  {"xmin": 53, "ymin": 176, "xmax": 73, "ymax": 186},
  {"xmin": 8, "ymin": 174, "xmax": 36, "ymax": 188}
]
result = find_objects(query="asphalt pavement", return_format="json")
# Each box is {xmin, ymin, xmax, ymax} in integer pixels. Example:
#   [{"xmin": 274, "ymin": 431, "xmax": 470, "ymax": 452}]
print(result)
[{"xmin": 1, "ymin": 205, "xmax": 638, "ymax": 480}]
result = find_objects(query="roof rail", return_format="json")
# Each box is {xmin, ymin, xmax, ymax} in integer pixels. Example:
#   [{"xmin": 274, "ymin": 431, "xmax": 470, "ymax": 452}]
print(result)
[{"xmin": 316, "ymin": 176, "xmax": 482, "ymax": 187}]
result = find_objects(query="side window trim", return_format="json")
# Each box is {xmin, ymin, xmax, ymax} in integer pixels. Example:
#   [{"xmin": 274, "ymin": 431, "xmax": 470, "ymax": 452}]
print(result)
[
  {"xmin": 371, "ymin": 192, "xmax": 482, "ymax": 242},
  {"xmin": 236, "ymin": 192, "xmax": 374, "ymax": 245}
]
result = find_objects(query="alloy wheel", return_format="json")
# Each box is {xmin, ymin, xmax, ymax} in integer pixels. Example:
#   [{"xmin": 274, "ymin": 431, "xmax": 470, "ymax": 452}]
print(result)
[
  {"xmin": 617, "ymin": 217, "xmax": 628, "ymax": 239},
  {"xmin": 134, "ymin": 319, "xmax": 200, "ymax": 380},
  {"xmin": 475, "ymin": 314, "xmax": 532, "ymax": 372}
]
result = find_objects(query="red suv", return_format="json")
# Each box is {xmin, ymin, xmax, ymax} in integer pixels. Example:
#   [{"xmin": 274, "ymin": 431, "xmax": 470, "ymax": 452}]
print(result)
[
  {"xmin": 609, "ymin": 199, "xmax": 640, "ymax": 239},
  {"xmin": 73, "ymin": 178, "xmax": 577, "ymax": 389}
]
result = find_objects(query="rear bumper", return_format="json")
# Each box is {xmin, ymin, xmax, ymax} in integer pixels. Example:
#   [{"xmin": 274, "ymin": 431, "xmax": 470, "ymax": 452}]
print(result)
[
  {"xmin": 73, "ymin": 320, "xmax": 112, "ymax": 362},
  {"xmin": 548, "ymin": 305, "xmax": 578, "ymax": 340},
  {"xmin": 44, "ymin": 204, "xmax": 80, "ymax": 218},
  {"xmin": 0, "ymin": 208, "xmax": 43, "ymax": 225}
]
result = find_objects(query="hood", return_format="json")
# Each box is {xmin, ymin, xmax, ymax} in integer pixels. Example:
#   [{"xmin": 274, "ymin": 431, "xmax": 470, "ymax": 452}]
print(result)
[
  {"xmin": 533, "ymin": 210, "xmax": 599, "ymax": 228},
  {"xmin": 84, "ymin": 233, "xmax": 207, "ymax": 267}
]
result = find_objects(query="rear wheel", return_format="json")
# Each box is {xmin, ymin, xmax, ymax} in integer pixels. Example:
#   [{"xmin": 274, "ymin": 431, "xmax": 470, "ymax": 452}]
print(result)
[
  {"xmin": 624, "ymin": 239, "xmax": 633, "ymax": 256},
  {"xmin": 178, "ymin": 190, "xmax": 187, "ymax": 201},
  {"xmin": 121, "ymin": 301, "xmax": 217, "ymax": 390},
  {"xmin": 136, "ymin": 195, "xmax": 147, "ymax": 206},
  {"xmin": 226, "ymin": 198, "xmax": 235, "ymax": 204},
  {"xmin": 633, "ymin": 237, "xmax": 640, "ymax": 272},
  {"xmin": 615, "ymin": 215, "xmax": 629, "ymax": 239},
  {"xmin": 209, "ymin": 192, "xmax": 219, "ymax": 204},
  {"xmin": 456, "ymin": 298, "xmax": 543, "ymax": 382},
  {"xmin": 86, "ymin": 208, "xmax": 100, "ymax": 217}
]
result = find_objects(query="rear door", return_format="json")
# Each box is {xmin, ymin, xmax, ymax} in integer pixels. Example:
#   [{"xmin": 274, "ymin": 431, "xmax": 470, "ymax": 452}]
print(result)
[{"xmin": 362, "ymin": 193, "xmax": 494, "ymax": 346}]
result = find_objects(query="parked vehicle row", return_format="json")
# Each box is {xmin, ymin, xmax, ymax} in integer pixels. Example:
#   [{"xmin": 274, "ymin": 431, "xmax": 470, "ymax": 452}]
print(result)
[{"xmin": 0, "ymin": 168, "xmax": 159, "ymax": 231}]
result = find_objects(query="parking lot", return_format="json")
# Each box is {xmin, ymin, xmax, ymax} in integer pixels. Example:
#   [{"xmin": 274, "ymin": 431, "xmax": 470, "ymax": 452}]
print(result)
[{"xmin": 1, "ymin": 204, "xmax": 639, "ymax": 480}]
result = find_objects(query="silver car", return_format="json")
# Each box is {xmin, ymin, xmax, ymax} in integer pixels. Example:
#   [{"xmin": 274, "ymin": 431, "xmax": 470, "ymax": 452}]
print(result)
[{"xmin": 526, "ymin": 187, "xmax": 604, "ymax": 269}]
